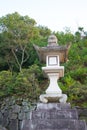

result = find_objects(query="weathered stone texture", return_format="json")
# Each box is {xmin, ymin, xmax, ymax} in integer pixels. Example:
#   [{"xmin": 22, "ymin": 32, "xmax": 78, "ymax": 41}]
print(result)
[
  {"xmin": 21, "ymin": 103, "xmax": 87, "ymax": 130},
  {"xmin": 8, "ymin": 119, "xmax": 18, "ymax": 130},
  {"xmin": 31, "ymin": 109, "xmax": 78, "ymax": 119},
  {"xmin": 0, "ymin": 98, "xmax": 33, "ymax": 130},
  {"xmin": 0, "ymin": 99, "xmax": 87, "ymax": 130}
]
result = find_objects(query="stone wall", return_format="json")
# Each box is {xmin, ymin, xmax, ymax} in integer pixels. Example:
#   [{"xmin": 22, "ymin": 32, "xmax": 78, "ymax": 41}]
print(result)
[
  {"xmin": 0, "ymin": 97, "xmax": 87, "ymax": 130},
  {"xmin": 75, "ymin": 106, "xmax": 87, "ymax": 123},
  {"xmin": 0, "ymin": 97, "xmax": 36, "ymax": 130}
]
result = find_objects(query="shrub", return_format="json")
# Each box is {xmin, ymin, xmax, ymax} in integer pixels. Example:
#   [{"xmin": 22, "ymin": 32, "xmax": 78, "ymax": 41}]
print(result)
[{"xmin": 0, "ymin": 64, "xmax": 43, "ymax": 102}]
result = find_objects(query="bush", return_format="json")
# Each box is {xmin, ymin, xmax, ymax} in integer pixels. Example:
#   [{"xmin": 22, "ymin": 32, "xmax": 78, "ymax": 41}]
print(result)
[
  {"xmin": 14, "ymin": 65, "xmax": 41, "ymax": 101},
  {"xmin": 0, "ymin": 71, "xmax": 14, "ymax": 97},
  {"xmin": 0, "ymin": 64, "xmax": 43, "ymax": 102}
]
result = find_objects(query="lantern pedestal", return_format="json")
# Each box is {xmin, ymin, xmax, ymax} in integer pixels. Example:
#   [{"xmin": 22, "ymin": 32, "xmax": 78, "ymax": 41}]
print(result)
[{"xmin": 39, "ymin": 66, "xmax": 67, "ymax": 103}]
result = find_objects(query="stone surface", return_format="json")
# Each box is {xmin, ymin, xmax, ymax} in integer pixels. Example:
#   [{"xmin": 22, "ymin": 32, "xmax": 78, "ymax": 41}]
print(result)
[
  {"xmin": 33, "ymin": 38, "xmax": 71, "ymax": 63},
  {"xmin": 8, "ymin": 119, "xmax": 18, "ymax": 130},
  {"xmin": 18, "ymin": 112, "xmax": 26, "ymax": 120},
  {"xmin": 47, "ymin": 34, "xmax": 58, "ymax": 46},
  {"xmin": 36, "ymin": 103, "xmax": 71, "ymax": 110},
  {"xmin": 41, "ymin": 65, "xmax": 67, "ymax": 103},
  {"xmin": 39, "ymin": 93, "xmax": 67, "ymax": 103},
  {"xmin": 0, "ymin": 112, "xmax": 3, "ymax": 125},
  {"xmin": 11, "ymin": 104, "xmax": 21, "ymax": 113},
  {"xmin": 21, "ymin": 119, "xmax": 87, "ymax": 130},
  {"xmin": 21, "ymin": 103, "xmax": 87, "ymax": 130},
  {"xmin": 0, "ymin": 97, "xmax": 35, "ymax": 130},
  {"xmin": 9, "ymin": 113, "xmax": 18, "ymax": 119},
  {"xmin": 34, "ymin": 35, "xmax": 70, "ymax": 103},
  {"xmin": 0, "ymin": 125, "xmax": 7, "ymax": 130},
  {"xmin": 2, "ymin": 115, "xmax": 9, "ymax": 127},
  {"xmin": 0, "ymin": 98, "xmax": 87, "ymax": 130},
  {"xmin": 31, "ymin": 109, "xmax": 78, "ymax": 120},
  {"xmin": 21, "ymin": 106, "xmax": 30, "ymax": 112},
  {"xmin": 42, "ymin": 66, "xmax": 64, "ymax": 94}
]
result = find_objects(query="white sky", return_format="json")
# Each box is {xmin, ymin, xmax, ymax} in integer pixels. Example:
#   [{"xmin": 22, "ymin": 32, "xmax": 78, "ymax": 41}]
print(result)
[{"xmin": 0, "ymin": 0, "xmax": 87, "ymax": 32}]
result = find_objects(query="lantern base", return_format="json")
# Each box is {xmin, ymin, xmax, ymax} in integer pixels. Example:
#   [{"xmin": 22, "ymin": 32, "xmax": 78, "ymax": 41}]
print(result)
[{"xmin": 39, "ymin": 94, "xmax": 67, "ymax": 103}]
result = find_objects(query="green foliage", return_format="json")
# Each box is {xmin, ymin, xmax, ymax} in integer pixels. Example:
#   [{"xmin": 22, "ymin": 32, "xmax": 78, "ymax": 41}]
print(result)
[
  {"xmin": 0, "ymin": 12, "xmax": 52, "ymax": 71},
  {"xmin": 14, "ymin": 67, "xmax": 41, "ymax": 101},
  {"xmin": 0, "ymin": 12, "xmax": 39, "ymax": 71},
  {"xmin": 0, "ymin": 71, "xmax": 14, "ymax": 96},
  {"xmin": 57, "ymin": 27, "xmax": 87, "ymax": 107},
  {"xmin": 63, "ymin": 75, "xmax": 76, "ymax": 87},
  {"xmin": 67, "ymin": 83, "xmax": 87, "ymax": 107},
  {"xmin": 55, "ymin": 31, "xmax": 74, "ymax": 45},
  {"xmin": 0, "ymin": 65, "xmax": 43, "ymax": 102}
]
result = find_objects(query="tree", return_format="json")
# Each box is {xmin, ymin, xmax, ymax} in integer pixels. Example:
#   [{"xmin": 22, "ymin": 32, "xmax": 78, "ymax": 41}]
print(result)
[
  {"xmin": 55, "ymin": 31, "xmax": 74, "ymax": 45},
  {"xmin": 0, "ymin": 12, "xmax": 39, "ymax": 71}
]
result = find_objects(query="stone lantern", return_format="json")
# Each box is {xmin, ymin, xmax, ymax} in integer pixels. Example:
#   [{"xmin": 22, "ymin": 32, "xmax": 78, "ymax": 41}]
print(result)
[{"xmin": 33, "ymin": 34, "xmax": 71, "ymax": 103}]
